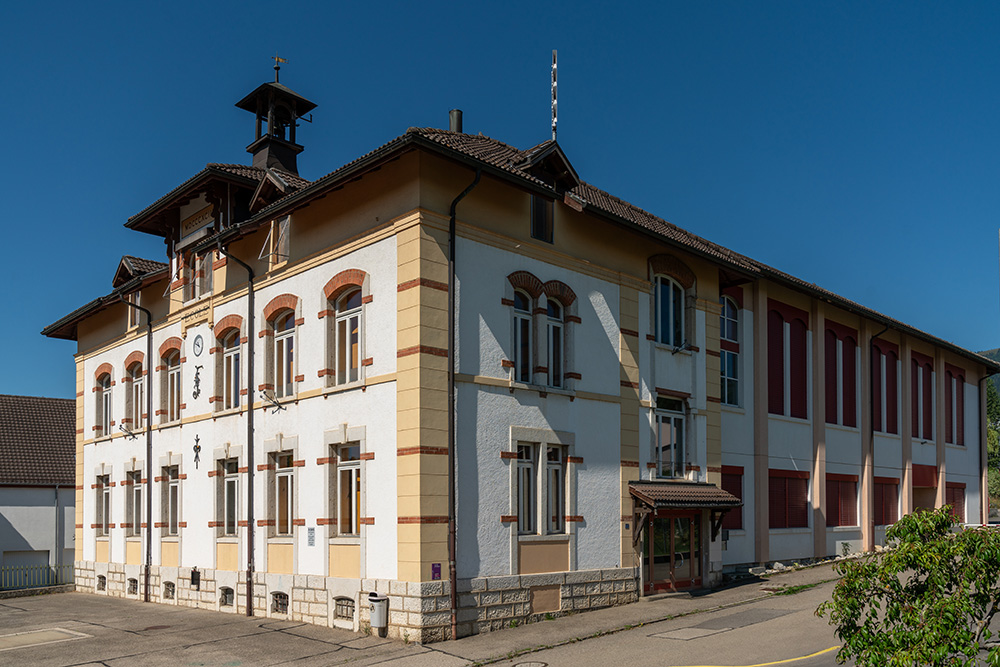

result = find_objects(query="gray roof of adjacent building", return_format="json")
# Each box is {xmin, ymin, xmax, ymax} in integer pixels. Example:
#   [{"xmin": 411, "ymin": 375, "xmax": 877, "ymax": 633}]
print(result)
[{"xmin": 0, "ymin": 394, "xmax": 75, "ymax": 486}]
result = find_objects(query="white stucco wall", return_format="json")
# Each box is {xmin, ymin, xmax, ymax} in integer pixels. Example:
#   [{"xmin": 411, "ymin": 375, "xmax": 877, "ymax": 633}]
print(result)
[{"xmin": 0, "ymin": 486, "xmax": 74, "ymax": 567}]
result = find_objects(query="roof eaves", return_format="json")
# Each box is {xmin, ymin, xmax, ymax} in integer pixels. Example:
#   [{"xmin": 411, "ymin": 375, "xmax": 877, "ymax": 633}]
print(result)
[{"xmin": 40, "ymin": 268, "xmax": 167, "ymax": 340}]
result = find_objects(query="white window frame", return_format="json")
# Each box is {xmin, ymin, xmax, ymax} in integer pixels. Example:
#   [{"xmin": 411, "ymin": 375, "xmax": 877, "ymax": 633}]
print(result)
[
  {"xmin": 129, "ymin": 364, "xmax": 144, "ymax": 429},
  {"xmin": 655, "ymin": 275, "xmax": 684, "ymax": 347},
  {"xmin": 512, "ymin": 291, "xmax": 532, "ymax": 384},
  {"xmin": 655, "ymin": 397, "xmax": 686, "ymax": 478},
  {"xmin": 223, "ymin": 332, "xmax": 241, "ymax": 410},
  {"xmin": 336, "ymin": 444, "xmax": 362, "ymax": 536},
  {"xmin": 721, "ymin": 350, "xmax": 739, "ymax": 406},
  {"xmin": 97, "ymin": 475, "xmax": 110, "ymax": 537},
  {"xmin": 516, "ymin": 444, "xmax": 536, "ymax": 535},
  {"xmin": 273, "ymin": 313, "xmax": 295, "ymax": 399},
  {"xmin": 545, "ymin": 446, "xmax": 564, "ymax": 534},
  {"xmin": 99, "ymin": 375, "xmax": 112, "ymax": 435},
  {"xmin": 164, "ymin": 352, "xmax": 181, "ymax": 423},
  {"xmin": 274, "ymin": 453, "xmax": 294, "ymax": 536},
  {"xmin": 163, "ymin": 466, "xmax": 179, "ymax": 536},
  {"xmin": 720, "ymin": 296, "xmax": 738, "ymax": 343},
  {"xmin": 516, "ymin": 442, "xmax": 567, "ymax": 536},
  {"xmin": 335, "ymin": 289, "xmax": 363, "ymax": 386},
  {"xmin": 223, "ymin": 458, "xmax": 239, "ymax": 537},
  {"xmin": 127, "ymin": 291, "xmax": 141, "ymax": 329},
  {"xmin": 547, "ymin": 301, "xmax": 563, "ymax": 388},
  {"xmin": 127, "ymin": 470, "xmax": 142, "ymax": 537}
]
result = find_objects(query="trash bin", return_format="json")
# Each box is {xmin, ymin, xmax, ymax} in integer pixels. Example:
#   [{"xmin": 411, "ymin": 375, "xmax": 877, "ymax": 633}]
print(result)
[{"xmin": 369, "ymin": 591, "xmax": 389, "ymax": 638}]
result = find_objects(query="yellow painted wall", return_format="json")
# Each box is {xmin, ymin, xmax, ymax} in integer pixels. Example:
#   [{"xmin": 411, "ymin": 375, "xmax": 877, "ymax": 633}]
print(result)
[
  {"xmin": 216, "ymin": 542, "xmax": 238, "ymax": 571},
  {"xmin": 518, "ymin": 541, "xmax": 569, "ymax": 574},
  {"xmin": 267, "ymin": 542, "xmax": 293, "ymax": 575},
  {"xmin": 125, "ymin": 541, "xmax": 141, "ymax": 566},
  {"xmin": 161, "ymin": 541, "xmax": 178, "ymax": 568},
  {"xmin": 328, "ymin": 544, "xmax": 361, "ymax": 579},
  {"xmin": 95, "ymin": 540, "xmax": 109, "ymax": 563}
]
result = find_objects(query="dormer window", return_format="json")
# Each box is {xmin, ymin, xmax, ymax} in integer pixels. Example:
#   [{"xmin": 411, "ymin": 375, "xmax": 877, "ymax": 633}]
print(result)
[{"xmin": 530, "ymin": 196, "xmax": 553, "ymax": 243}]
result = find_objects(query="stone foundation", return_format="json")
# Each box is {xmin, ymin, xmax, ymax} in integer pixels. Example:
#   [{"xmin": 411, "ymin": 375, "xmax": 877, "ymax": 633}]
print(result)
[{"xmin": 74, "ymin": 561, "xmax": 638, "ymax": 643}]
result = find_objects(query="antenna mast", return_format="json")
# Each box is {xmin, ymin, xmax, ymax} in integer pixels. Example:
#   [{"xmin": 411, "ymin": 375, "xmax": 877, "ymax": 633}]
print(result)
[{"xmin": 551, "ymin": 50, "xmax": 558, "ymax": 141}]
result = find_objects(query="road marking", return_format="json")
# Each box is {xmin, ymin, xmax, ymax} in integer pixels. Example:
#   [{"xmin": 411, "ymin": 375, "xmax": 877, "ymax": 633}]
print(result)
[
  {"xmin": 0, "ymin": 627, "xmax": 91, "ymax": 651},
  {"xmin": 672, "ymin": 645, "xmax": 839, "ymax": 667}
]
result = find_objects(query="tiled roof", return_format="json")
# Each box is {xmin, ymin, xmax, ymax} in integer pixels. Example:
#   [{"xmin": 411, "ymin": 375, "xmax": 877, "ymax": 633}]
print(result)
[
  {"xmin": 0, "ymin": 395, "xmax": 75, "ymax": 486},
  {"xmin": 270, "ymin": 168, "xmax": 311, "ymax": 191},
  {"xmin": 630, "ymin": 480, "xmax": 741, "ymax": 509},
  {"xmin": 122, "ymin": 255, "xmax": 167, "ymax": 277},
  {"xmin": 205, "ymin": 163, "xmax": 268, "ymax": 181}
]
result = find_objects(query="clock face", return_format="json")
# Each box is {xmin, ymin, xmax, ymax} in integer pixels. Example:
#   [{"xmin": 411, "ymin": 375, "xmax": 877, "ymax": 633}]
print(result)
[{"xmin": 193, "ymin": 335, "xmax": 204, "ymax": 357}]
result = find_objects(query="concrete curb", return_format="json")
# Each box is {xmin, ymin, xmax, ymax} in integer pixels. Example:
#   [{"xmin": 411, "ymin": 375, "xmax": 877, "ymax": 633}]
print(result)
[{"xmin": 0, "ymin": 584, "xmax": 75, "ymax": 600}]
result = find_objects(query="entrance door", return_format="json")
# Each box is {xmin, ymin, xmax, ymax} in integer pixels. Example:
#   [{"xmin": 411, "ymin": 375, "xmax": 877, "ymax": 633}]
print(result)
[{"xmin": 642, "ymin": 511, "xmax": 701, "ymax": 593}]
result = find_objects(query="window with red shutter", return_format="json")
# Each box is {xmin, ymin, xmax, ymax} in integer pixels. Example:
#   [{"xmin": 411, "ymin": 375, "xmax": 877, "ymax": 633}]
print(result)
[
  {"xmin": 872, "ymin": 349, "xmax": 883, "ymax": 433},
  {"xmin": 946, "ymin": 484, "xmax": 965, "ymax": 523},
  {"xmin": 886, "ymin": 350, "xmax": 898, "ymax": 434},
  {"xmin": 769, "ymin": 476, "xmax": 786, "ymax": 529},
  {"xmin": 842, "ymin": 339, "xmax": 857, "ymax": 427},
  {"xmin": 911, "ymin": 358, "xmax": 919, "ymax": 437},
  {"xmin": 874, "ymin": 479, "xmax": 898, "ymax": 526},
  {"xmin": 826, "ymin": 475, "xmax": 858, "ymax": 527},
  {"xmin": 721, "ymin": 471, "xmax": 743, "ymax": 530},
  {"xmin": 789, "ymin": 320, "xmax": 808, "ymax": 419},
  {"xmin": 945, "ymin": 370, "xmax": 954, "ymax": 444},
  {"xmin": 922, "ymin": 363, "xmax": 933, "ymax": 440},
  {"xmin": 767, "ymin": 310, "xmax": 785, "ymax": 415},
  {"xmin": 770, "ymin": 470, "xmax": 809, "ymax": 529},
  {"xmin": 825, "ymin": 330, "xmax": 838, "ymax": 425}
]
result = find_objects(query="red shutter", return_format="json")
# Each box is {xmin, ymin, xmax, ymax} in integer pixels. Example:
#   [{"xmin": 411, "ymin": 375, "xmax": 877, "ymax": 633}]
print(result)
[
  {"xmin": 826, "ymin": 477, "xmax": 841, "ymax": 527},
  {"xmin": 789, "ymin": 319, "xmax": 808, "ymax": 419},
  {"xmin": 886, "ymin": 351, "xmax": 898, "ymax": 434},
  {"xmin": 768, "ymin": 311, "xmax": 785, "ymax": 415},
  {"xmin": 825, "ymin": 330, "xmax": 838, "ymax": 424},
  {"xmin": 721, "ymin": 473, "xmax": 743, "ymax": 530},
  {"xmin": 946, "ymin": 485, "xmax": 965, "ymax": 523},
  {"xmin": 945, "ymin": 371, "xmax": 953, "ymax": 444},
  {"xmin": 842, "ymin": 338, "xmax": 857, "ymax": 428},
  {"xmin": 956, "ymin": 378, "xmax": 964, "ymax": 446},
  {"xmin": 788, "ymin": 477, "xmax": 809, "ymax": 528},
  {"xmin": 871, "ymin": 347, "xmax": 882, "ymax": 432},
  {"xmin": 873, "ymin": 483, "xmax": 884, "ymax": 526},
  {"xmin": 922, "ymin": 364, "xmax": 933, "ymax": 440},
  {"xmin": 911, "ymin": 359, "xmax": 919, "ymax": 436},
  {"xmin": 769, "ymin": 476, "xmax": 786, "ymax": 529},
  {"xmin": 885, "ymin": 483, "xmax": 898, "ymax": 524},
  {"xmin": 842, "ymin": 481, "xmax": 857, "ymax": 526}
]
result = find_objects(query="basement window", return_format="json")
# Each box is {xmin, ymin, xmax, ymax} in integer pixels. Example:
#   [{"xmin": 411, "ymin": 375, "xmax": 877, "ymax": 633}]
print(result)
[
  {"xmin": 220, "ymin": 587, "xmax": 234, "ymax": 607},
  {"xmin": 163, "ymin": 581, "xmax": 175, "ymax": 600},
  {"xmin": 96, "ymin": 575, "xmax": 106, "ymax": 592},
  {"xmin": 271, "ymin": 591, "xmax": 289, "ymax": 614},
  {"xmin": 334, "ymin": 597, "xmax": 355, "ymax": 620},
  {"xmin": 128, "ymin": 578, "xmax": 138, "ymax": 595}
]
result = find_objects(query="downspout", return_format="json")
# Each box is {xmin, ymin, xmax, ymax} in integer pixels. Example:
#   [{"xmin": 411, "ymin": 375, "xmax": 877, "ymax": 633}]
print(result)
[
  {"xmin": 448, "ymin": 167, "xmax": 481, "ymax": 640},
  {"xmin": 120, "ymin": 296, "xmax": 153, "ymax": 603},
  {"xmin": 869, "ymin": 324, "xmax": 889, "ymax": 549},
  {"xmin": 217, "ymin": 241, "xmax": 256, "ymax": 617}
]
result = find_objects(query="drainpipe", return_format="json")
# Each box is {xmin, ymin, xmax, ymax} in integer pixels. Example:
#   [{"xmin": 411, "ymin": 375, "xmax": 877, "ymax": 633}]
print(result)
[
  {"xmin": 217, "ymin": 241, "xmax": 256, "ymax": 617},
  {"xmin": 447, "ymin": 165, "xmax": 481, "ymax": 640},
  {"xmin": 120, "ymin": 296, "xmax": 153, "ymax": 603}
]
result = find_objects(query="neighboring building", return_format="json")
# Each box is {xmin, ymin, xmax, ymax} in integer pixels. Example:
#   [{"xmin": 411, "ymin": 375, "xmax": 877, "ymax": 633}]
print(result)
[
  {"xmin": 42, "ymin": 72, "xmax": 999, "ymax": 641},
  {"xmin": 0, "ymin": 394, "xmax": 76, "ymax": 584}
]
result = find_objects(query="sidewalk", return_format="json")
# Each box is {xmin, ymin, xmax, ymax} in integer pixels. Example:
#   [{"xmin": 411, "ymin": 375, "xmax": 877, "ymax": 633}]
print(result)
[{"xmin": 412, "ymin": 561, "xmax": 843, "ymax": 666}]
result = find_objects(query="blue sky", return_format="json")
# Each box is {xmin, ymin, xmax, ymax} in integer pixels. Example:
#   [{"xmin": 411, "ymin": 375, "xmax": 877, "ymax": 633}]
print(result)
[{"xmin": 4, "ymin": 1, "xmax": 1000, "ymax": 398}]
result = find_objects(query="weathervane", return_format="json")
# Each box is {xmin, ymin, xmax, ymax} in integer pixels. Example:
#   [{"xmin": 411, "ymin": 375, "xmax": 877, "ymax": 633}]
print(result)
[{"xmin": 273, "ymin": 54, "xmax": 287, "ymax": 83}]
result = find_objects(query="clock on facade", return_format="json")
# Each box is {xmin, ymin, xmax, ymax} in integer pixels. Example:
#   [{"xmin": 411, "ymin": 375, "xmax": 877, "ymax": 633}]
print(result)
[{"xmin": 193, "ymin": 334, "xmax": 204, "ymax": 357}]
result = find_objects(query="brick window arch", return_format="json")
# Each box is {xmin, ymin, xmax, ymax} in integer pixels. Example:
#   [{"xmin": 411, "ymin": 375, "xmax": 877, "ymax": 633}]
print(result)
[
  {"xmin": 320, "ymin": 270, "xmax": 371, "ymax": 387},
  {"xmin": 507, "ymin": 271, "xmax": 544, "ymax": 299},
  {"xmin": 213, "ymin": 314, "xmax": 246, "ymax": 411},
  {"xmin": 261, "ymin": 294, "xmax": 302, "ymax": 399},
  {"xmin": 503, "ymin": 272, "xmax": 580, "ymax": 389}
]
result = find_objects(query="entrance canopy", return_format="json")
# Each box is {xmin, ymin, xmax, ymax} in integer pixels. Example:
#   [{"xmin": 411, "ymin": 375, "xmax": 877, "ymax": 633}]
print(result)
[{"xmin": 629, "ymin": 480, "xmax": 741, "ymax": 542}]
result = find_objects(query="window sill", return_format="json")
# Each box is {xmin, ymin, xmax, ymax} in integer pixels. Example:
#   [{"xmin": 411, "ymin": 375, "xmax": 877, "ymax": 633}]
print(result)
[
  {"xmin": 914, "ymin": 439, "xmax": 936, "ymax": 447},
  {"xmin": 268, "ymin": 536, "xmax": 294, "ymax": 543},
  {"xmin": 509, "ymin": 381, "xmax": 576, "ymax": 399},
  {"xmin": 518, "ymin": 533, "xmax": 570, "ymax": 543},
  {"xmin": 161, "ymin": 536, "xmax": 179, "ymax": 542},
  {"xmin": 946, "ymin": 443, "xmax": 968, "ymax": 451},
  {"xmin": 328, "ymin": 535, "xmax": 361, "ymax": 545},
  {"xmin": 767, "ymin": 413, "xmax": 810, "ymax": 426},
  {"xmin": 323, "ymin": 381, "xmax": 365, "ymax": 397},
  {"xmin": 216, "ymin": 536, "xmax": 239, "ymax": 543},
  {"xmin": 825, "ymin": 423, "xmax": 860, "ymax": 434},
  {"xmin": 125, "ymin": 536, "xmax": 142, "ymax": 541},
  {"xmin": 768, "ymin": 527, "xmax": 811, "ymax": 535},
  {"xmin": 213, "ymin": 406, "xmax": 245, "ymax": 419},
  {"xmin": 720, "ymin": 405, "xmax": 745, "ymax": 414},
  {"xmin": 652, "ymin": 342, "xmax": 694, "ymax": 357},
  {"xmin": 873, "ymin": 430, "xmax": 901, "ymax": 439},
  {"xmin": 158, "ymin": 419, "xmax": 182, "ymax": 430},
  {"xmin": 828, "ymin": 525, "xmax": 861, "ymax": 532}
]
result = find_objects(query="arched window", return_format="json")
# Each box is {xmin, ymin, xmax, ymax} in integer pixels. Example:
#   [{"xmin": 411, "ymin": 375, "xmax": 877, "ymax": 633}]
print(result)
[
  {"xmin": 513, "ymin": 290, "xmax": 532, "ymax": 383},
  {"xmin": 335, "ymin": 288, "xmax": 362, "ymax": 385},
  {"xmin": 127, "ymin": 362, "xmax": 144, "ymax": 429},
  {"xmin": 222, "ymin": 331, "xmax": 241, "ymax": 409},
  {"xmin": 273, "ymin": 311, "xmax": 295, "ymax": 398},
  {"xmin": 547, "ymin": 300, "xmax": 563, "ymax": 388},
  {"xmin": 719, "ymin": 296, "xmax": 739, "ymax": 406},
  {"xmin": 97, "ymin": 373, "xmax": 112, "ymax": 435},
  {"xmin": 164, "ymin": 351, "xmax": 181, "ymax": 423},
  {"xmin": 655, "ymin": 276, "xmax": 684, "ymax": 347}
]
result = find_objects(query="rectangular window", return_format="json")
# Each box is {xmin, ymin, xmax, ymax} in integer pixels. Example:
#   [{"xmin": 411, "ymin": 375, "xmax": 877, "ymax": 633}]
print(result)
[
  {"xmin": 530, "ymin": 196, "xmax": 553, "ymax": 243},
  {"xmin": 96, "ymin": 475, "xmax": 110, "ymax": 537},
  {"xmin": 336, "ymin": 309, "xmax": 361, "ymax": 385},
  {"xmin": 769, "ymin": 470, "xmax": 809, "ymax": 529},
  {"xmin": 164, "ymin": 354, "xmax": 181, "ymax": 423},
  {"xmin": 516, "ymin": 444, "xmax": 536, "ymax": 534},
  {"xmin": 655, "ymin": 277, "xmax": 684, "ymax": 347},
  {"xmin": 655, "ymin": 397, "xmax": 685, "ymax": 478},
  {"xmin": 824, "ymin": 327, "xmax": 857, "ymax": 428},
  {"xmin": 224, "ymin": 339, "xmax": 240, "ymax": 410},
  {"xmin": 720, "ymin": 466, "xmax": 743, "ymax": 530},
  {"xmin": 163, "ymin": 466, "xmax": 179, "ymax": 536},
  {"xmin": 546, "ymin": 446, "xmax": 564, "ymax": 534},
  {"xmin": 274, "ymin": 453, "xmax": 294, "ymax": 535},
  {"xmin": 126, "ymin": 471, "xmax": 142, "ymax": 537},
  {"xmin": 946, "ymin": 483, "xmax": 966, "ymax": 523},
  {"xmin": 221, "ymin": 459, "xmax": 238, "ymax": 537},
  {"xmin": 825, "ymin": 474, "xmax": 858, "ymax": 527},
  {"xmin": 911, "ymin": 356, "xmax": 934, "ymax": 441},
  {"xmin": 721, "ymin": 350, "xmax": 739, "ymax": 406},
  {"xmin": 945, "ymin": 365, "xmax": 966, "ymax": 446},
  {"xmin": 513, "ymin": 294, "xmax": 532, "ymax": 384},
  {"xmin": 767, "ymin": 303, "xmax": 808, "ymax": 419},
  {"xmin": 101, "ymin": 380, "xmax": 112, "ymax": 435},
  {"xmin": 337, "ymin": 444, "xmax": 361, "ymax": 536},
  {"xmin": 275, "ymin": 323, "xmax": 295, "ymax": 399},
  {"xmin": 872, "ymin": 341, "xmax": 899, "ymax": 435},
  {"xmin": 547, "ymin": 317, "xmax": 562, "ymax": 388},
  {"xmin": 130, "ymin": 369, "xmax": 144, "ymax": 430},
  {"xmin": 127, "ymin": 292, "xmax": 141, "ymax": 329},
  {"xmin": 874, "ymin": 478, "xmax": 898, "ymax": 526}
]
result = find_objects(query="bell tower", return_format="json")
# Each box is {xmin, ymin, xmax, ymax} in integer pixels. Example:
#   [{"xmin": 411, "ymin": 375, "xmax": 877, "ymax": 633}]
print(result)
[{"xmin": 235, "ymin": 59, "xmax": 317, "ymax": 175}]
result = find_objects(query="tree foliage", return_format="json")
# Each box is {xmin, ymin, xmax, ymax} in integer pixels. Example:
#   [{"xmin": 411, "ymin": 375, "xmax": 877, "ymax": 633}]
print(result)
[{"xmin": 818, "ymin": 507, "xmax": 1000, "ymax": 666}]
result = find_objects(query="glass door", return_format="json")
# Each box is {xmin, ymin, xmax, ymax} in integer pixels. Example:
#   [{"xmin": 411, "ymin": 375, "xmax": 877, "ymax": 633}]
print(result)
[{"xmin": 643, "ymin": 511, "xmax": 702, "ymax": 593}]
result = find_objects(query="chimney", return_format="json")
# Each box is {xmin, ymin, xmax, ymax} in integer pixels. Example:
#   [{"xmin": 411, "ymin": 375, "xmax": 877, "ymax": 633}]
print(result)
[{"xmin": 449, "ymin": 109, "xmax": 463, "ymax": 133}]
